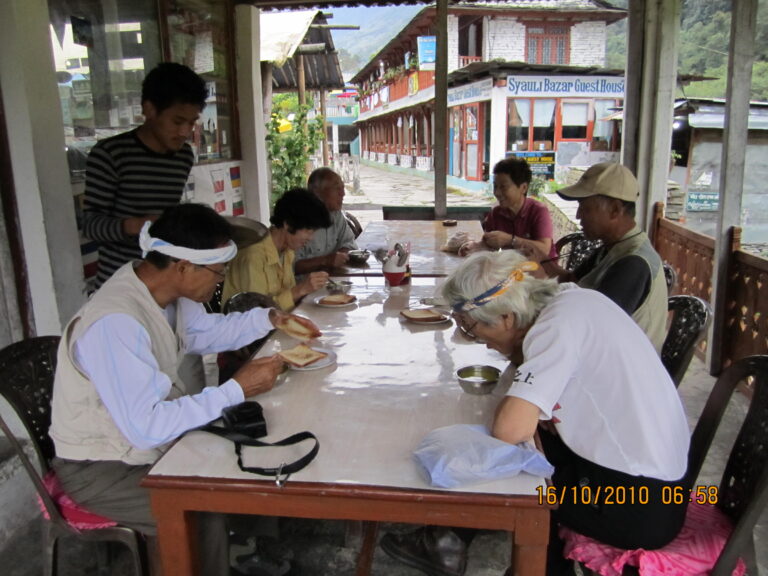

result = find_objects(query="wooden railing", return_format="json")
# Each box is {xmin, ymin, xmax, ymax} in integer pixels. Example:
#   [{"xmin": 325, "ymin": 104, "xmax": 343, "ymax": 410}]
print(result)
[
  {"xmin": 651, "ymin": 202, "xmax": 768, "ymax": 374},
  {"xmin": 459, "ymin": 55, "xmax": 482, "ymax": 68}
]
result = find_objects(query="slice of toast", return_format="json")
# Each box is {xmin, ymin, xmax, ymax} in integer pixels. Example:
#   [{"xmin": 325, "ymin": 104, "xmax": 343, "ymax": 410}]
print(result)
[
  {"xmin": 280, "ymin": 316, "xmax": 319, "ymax": 341},
  {"xmin": 400, "ymin": 309, "xmax": 446, "ymax": 322},
  {"xmin": 278, "ymin": 344, "xmax": 328, "ymax": 368},
  {"xmin": 319, "ymin": 293, "xmax": 356, "ymax": 306}
]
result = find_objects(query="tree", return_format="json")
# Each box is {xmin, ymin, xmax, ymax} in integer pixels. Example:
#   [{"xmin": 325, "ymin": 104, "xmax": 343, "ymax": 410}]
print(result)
[{"xmin": 264, "ymin": 105, "xmax": 324, "ymax": 206}]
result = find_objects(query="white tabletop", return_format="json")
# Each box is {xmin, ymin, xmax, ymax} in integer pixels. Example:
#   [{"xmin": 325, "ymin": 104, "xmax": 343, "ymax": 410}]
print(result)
[{"xmin": 150, "ymin": 277, "xmax": 544, "ymax": 497}]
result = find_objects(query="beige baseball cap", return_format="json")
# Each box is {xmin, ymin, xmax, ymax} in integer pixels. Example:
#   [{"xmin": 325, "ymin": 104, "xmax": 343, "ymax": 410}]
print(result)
[{"xmin": 557, "ymin": 162, "xmax": 639, "ymax": 202}]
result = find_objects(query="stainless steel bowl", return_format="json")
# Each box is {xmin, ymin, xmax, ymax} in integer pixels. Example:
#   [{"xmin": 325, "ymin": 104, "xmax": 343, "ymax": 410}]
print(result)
[
  {"xmin": 347, "ymin": 249, "xmax": 371, "ymax": 264},
  {"xmin": 326, "ymin": 280, "xmax": 353, "ymax": 294},
  {"xmin": 456, "ymin": 365, "xmax": 501, "ymax": 395}
]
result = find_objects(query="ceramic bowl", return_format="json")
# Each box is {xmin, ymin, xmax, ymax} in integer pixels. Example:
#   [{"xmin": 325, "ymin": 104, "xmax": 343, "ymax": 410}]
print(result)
[{"xmin": 456, "ymin": 365, "xmax": 501, "ymax": 395}]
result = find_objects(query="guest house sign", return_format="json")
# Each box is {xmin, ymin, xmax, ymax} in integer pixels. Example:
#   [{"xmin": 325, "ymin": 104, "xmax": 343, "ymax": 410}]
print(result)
[{"xmin": 507, "ymin": 76, "xmax": 625, "ymax": 98}]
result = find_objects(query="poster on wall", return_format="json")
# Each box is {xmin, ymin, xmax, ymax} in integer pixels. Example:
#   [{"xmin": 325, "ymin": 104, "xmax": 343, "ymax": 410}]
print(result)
[
  {"xmin": 417, "ymin": 36, "xmax": 436, "ymax": 71},
  {"xmin": 229, "ymin": 166, "xmax": 244, "ymax": 216},
  {"xmin": 211, "ymin": 169, "xmax": 226, "ymax": 213}
]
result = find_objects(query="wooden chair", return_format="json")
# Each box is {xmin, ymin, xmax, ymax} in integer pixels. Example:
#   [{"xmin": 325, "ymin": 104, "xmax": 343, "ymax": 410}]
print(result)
[
  {"xmin": 554, "ymin": 232, "xmax": 602, "ymax": 272},
  {"xmin": 563, "ymin": 355, "xmax": 768, "ymax": 575},
  {"xmin": 662, "ymin": 295, "xmax": 712, "ymax": 387},
  {"xmin": 0, "ymin": 337, "xmax": 147, "ymax": 576}
]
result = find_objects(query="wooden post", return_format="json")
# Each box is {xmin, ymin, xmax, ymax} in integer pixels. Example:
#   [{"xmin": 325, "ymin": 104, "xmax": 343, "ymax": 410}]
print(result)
[
  {"xmin": 320, "ymin": 89, "xmax": 329, "ymax": 166},
  {"xmin": 709, "ymin": 0, "xmax": 757, "ymax": 375},
  {"xmin": 433, "ymin": 0, "xmax": 449, "ymax": 218},
  {"xmin": 297, "ymin": 54, "xmax": 306, "ymax": 106}
]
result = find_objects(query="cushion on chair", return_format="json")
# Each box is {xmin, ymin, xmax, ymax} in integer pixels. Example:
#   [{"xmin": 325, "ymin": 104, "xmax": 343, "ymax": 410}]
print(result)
[
  {"xmin": 38, "ymin": 471, "xmax": 117, "ymax": 529},
  {"xmin": 559, "ymin": 501, "xmax": 746, "ymax": 576}
]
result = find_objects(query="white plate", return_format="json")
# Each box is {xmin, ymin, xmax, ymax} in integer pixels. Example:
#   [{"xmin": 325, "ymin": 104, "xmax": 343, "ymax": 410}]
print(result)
[
  {"xmin": 288, "ymin": 347, "xmax": 337, "ymax": 371},
  {"xmin": 313, "ymin": 295, "xmax": 357, "ymax": 308},
  {"xmin": 400, "ymin": 309, "xmax": 451, "ymax": 325}
]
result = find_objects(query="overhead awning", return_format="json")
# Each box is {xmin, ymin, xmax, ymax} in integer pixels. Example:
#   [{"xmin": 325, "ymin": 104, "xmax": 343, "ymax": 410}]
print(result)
[{"xmin": 688, "ymin": 112, "xmax": 768, "ymax": 130}]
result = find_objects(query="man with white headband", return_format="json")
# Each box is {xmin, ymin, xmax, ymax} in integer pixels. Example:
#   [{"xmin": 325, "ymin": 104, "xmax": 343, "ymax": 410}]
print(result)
[{"xmin": 49, "ymin": 203, "xmax": 320, "ymax": 574}]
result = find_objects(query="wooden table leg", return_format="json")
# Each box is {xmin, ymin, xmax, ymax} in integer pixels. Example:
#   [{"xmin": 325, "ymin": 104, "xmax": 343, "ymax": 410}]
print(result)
[
  {"xmin": 150, "ymin": 492, "xmax": 199, "ymax": 576},
  {"xmin": 355, "ymin": 521, "xmax": 380, "ymax": 576},
  {"xmin": 510, "ymin": 508, "xmax": 550, "ymax": 576}
]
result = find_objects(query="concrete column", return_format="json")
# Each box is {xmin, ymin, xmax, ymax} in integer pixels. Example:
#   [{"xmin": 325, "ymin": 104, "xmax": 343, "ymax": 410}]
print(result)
[
  {"xmin": 488, "ymin": 85, "xmax": 508, "ymax": 172},
  {"xmin": 0, "ymin": 0, "xmax": 86, "ymax": 335},
  {"xmin": 709, "ymin": 0, "xmax": 758, "ymax": 374},
  {"xmin": 235, "ymin": 5, "xmax": 270, "ymax": 221}
]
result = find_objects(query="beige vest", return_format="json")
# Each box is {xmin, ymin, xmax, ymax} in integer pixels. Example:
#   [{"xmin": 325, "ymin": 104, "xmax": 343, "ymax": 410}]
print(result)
[
  {"xmin": 578, "ymin": 226, "xmax": 667, "ymax": 353},
  {"xmin": 50, "ymin": 263, "xmax": 188, "ymax": 465}
]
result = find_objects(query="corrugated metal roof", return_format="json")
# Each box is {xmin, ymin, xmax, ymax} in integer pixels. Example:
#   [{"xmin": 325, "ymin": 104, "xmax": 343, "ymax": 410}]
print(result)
[{"xmin": 260, "ymin": 10, "xmax": 345, "ymax": 91}]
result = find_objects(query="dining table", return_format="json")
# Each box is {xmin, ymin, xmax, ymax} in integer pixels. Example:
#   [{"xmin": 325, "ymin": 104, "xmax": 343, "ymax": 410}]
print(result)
[
  {"xmin": 332, "ymin": 219, "xmax": 484, "ymax": 277},
  {"xmin": 143, "ymin": 277, "xmax": 550, "ymax": 576}
]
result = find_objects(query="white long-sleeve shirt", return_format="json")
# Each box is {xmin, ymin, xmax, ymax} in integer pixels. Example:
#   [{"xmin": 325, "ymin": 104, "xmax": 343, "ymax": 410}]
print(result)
[{"xmin": 74, "ymin": 298, "xmax": 273, "ymax": 451}]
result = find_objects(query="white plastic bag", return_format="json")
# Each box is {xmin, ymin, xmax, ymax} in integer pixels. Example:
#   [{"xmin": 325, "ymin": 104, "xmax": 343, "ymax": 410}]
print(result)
[{"xmin": 413, "ymin": 424, "xmax": 554, "ymax": 488}]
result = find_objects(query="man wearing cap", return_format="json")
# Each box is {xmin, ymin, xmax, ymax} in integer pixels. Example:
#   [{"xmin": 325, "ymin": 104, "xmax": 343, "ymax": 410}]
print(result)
[
  {"xmin": 537, "ymin": 162, "xmax": 667, "ymax": 351},
  {"xmin": 294, "ymin": 167, "xmax": 358, "ymax": 274},
  {"xmin": 49, "ymin": 203, "xmax": 319, "ymax": 574}
]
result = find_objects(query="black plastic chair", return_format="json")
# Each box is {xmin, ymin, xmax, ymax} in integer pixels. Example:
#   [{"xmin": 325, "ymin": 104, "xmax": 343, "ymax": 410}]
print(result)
[
  {"xmin": 684, "ymin": 355, "xmax": 768, "ymax": 575},
  {"xmin": 343, "ymin": 210, "xmax": 363, "ymax": 239},
  {"xmin": 218, "ymin": 292, "xmax": 277, "ymax": 383},
  {"xmin": 0, "ymin": 337, "xmax": 147, "ymax": 576},
  {"xmin": 554, "ymin": 232, "xmax": 602, "ymax": 272},
  {"xmin": 663, "ymin": 261, "xmax": 678, "ymax": 293},
  {"xmin": 661, "ymin": 295, "xmax": 712, "ymax": 387},
  {"xmin": 569, "ymin": 355, "xmax": 768, "ymax": 576}
]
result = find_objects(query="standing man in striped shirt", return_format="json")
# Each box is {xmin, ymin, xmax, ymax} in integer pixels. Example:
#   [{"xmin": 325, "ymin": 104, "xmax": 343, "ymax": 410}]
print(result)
[{"xmin": 83, "ymin": 62, "xmax": 208, "ymax": 288}]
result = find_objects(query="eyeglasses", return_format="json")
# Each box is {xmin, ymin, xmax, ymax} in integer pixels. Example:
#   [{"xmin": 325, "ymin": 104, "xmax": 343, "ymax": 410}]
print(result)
[
  {"xmin": 199, "ymin": 264, "xmax": 229, "ymax": 279},
  {"xmin": 453, "ymin": 313, "xmax": 481, "ymax": 341}
]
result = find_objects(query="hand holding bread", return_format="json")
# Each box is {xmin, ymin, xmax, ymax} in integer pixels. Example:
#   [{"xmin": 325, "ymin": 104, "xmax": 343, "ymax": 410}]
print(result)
[{"xmin": 274, "ymin": 314, "xmax": 322, "ymax": 341}]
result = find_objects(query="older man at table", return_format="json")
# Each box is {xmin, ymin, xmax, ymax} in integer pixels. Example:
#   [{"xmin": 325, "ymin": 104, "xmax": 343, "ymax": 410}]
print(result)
[
  {"xmin": 381, "ymin": 251, "xmax": 688, "ymax": 576},
  {"xmin": 530, "ymin": 162, "xmax": 667, "ymax": 352},
  {"xmin": 294, "ymin": 167, "xmax": 358, "ymax": 274},
  {"xmin": 49, "ymin": 203, "xmax": 319, "ymax": 575}
]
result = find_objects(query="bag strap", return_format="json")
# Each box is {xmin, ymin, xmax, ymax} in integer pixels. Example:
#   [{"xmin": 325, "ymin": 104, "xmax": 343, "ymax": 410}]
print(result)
[{"xmin": 201, "ymin": 425, "xmax": 319, "ymax": 482}]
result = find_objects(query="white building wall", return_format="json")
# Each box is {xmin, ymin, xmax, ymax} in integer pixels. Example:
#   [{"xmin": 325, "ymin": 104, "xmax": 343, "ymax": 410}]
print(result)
[
  {"xmin": 485, "ymin": 17, "xmax": 526, "ymax": 61},
  {"xmin": 488, "ymin": 86, "xmax": 510, "ymax": 173},
  {"xmin": 448, "ymin": 15, "xmax": 460, "ymax": 72},
  {"xmin": 570, "ymin": 21, "xmax": 606, "ymax": 67},
  {"xmin": 0, "ymin": 0, "xmax": 86, "ymax": 336}
]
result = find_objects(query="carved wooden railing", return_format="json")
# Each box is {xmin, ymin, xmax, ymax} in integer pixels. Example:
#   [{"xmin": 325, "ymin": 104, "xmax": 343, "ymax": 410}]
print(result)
[{"xmin": 652, "ymin": 202, "xmax": 768, "ymax": 376}]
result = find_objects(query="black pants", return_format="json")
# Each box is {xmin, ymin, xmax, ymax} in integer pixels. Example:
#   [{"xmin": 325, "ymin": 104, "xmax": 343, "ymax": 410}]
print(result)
[{"xmin": 539, "ymin": 429, "xmax": 687, "ymax": 550}]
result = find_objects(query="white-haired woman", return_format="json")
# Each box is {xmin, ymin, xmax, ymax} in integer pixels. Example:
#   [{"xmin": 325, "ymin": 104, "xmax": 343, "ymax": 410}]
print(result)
[{"xmin": 382, "ymin": 250, "xmax": 690, "ymax": 576}]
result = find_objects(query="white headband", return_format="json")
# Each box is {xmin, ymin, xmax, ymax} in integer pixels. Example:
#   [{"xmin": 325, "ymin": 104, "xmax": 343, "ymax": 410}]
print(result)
[{"xmin": 138, "ymin": 221, "xmax": 237, "ymax": 264}]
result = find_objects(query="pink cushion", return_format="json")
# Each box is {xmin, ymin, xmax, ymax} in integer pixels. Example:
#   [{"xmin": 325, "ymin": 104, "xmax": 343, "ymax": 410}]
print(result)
[
  {"xmin": 560, "ymin": 501, "xmax": 746, "ymax": 576},
  {"xmin": 38, "ymin": 471, "xmax": 117, "ymax": 530}
]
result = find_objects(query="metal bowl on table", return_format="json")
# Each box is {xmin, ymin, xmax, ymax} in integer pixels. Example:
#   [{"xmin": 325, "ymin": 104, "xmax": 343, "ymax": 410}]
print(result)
[
  {"xmin": 326, "ymin": 280, "xmax": 353, "ymax": 294},
  {"xmin": 456, "ymin": 365, "xmax": 501, "ymax": 395},
  {"xmin": 347, "ymin": 249, "xmax": 371, "ymax": 265}
]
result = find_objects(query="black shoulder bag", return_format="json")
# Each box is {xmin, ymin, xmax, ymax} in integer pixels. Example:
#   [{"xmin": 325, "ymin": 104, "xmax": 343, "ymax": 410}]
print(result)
[{"xmin": 201, "ymin": 401, "xmax": 319, "ymax": 485}]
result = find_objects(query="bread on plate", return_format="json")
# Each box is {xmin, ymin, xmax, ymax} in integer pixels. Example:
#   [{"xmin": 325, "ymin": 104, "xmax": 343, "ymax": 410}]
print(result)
[
  {"xmin": 400, "ymin": 308, "xmax": 446, "ymax": 322},
  {"xmin": 278, "ymin": 344, "xmax": 328, "ymax": 368},
  {"xmin": 318, "ymin": 293, "xmax": 356, "ymax": 305}
]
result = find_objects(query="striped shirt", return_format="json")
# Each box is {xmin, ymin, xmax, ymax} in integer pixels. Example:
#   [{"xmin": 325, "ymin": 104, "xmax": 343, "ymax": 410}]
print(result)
[{"xmin": 82, "ymin": 129, "xmax": 194, "ymax": 287}]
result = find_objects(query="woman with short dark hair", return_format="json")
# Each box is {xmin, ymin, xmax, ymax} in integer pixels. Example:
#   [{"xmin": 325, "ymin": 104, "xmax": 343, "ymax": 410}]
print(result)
[{"xmin": 222, "ymin": 188, "xmax": 332, "ymax": 310}]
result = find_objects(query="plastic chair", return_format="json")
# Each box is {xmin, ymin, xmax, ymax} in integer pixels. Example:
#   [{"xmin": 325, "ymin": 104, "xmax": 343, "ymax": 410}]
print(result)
[
  {"xmin": 663, "ymin": 261, "xmax": 678, "ymax": 293},
  {"xmin": 0, "ymin": 336, "xmax": 147, "ymax": 576},
  {"xmin": 562, "ymin": 355, "xmax": 768, "ymax": 576},
  {"xmin": 661, "ymin": 295, "xmax": 712, "ymax": 387},
  {"xmin": 218, "ymin": 292, "xmax": 277, "ymax": 383},
  {"xmin": 554, "ymin": 232, "xmax": 602, "ymax": 272},
  {"xmin": 343, "ymin": 210, "xmax": 363, "ymax": 239}
]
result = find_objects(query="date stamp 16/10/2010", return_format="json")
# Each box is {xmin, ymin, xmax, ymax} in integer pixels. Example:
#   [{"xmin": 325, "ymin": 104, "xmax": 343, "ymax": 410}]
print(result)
[{"xmin": 536, "ymin": 485, "xmax": 719, "ymax": 506}]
